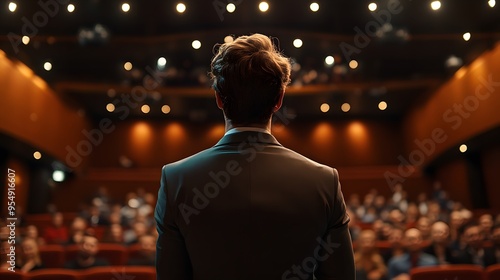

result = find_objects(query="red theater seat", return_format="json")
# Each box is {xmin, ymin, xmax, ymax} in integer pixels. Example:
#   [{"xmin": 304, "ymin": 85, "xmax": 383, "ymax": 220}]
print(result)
[
  {"xmin": 486, "ymin": 264, "xmax": 500, "ymax": 280},
  {"xmin": 26, "ymin": 269, "xmax": 81, "ymax": 280},
  {"xmin": 39, "ymin": 245, "xmax": 65, "ymax": 268},
  {"xmin": 97, "ymin": 244, "xmax": 128, "ymax": 265},
  {"xmin": 0, "ymin": 270, "xmax": 26, "ymax": 280},
  {"xmin": 80, "ymin": 266, "xmax": 155, "ymax": 280},
  {"xmin": 127, "ymin": 243, "xmax": 143, "ymax": 262},
  {"xmin": 410, "ymin": 265, "xmax": 485, "ymax": 280}
]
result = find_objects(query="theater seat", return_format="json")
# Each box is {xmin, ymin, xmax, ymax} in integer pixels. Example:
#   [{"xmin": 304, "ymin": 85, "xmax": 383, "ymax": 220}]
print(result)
[
  {"xmin": 26, "ymin": 268, "xmax": 81, "ymax": 280},
  {"xmin": 96, "ymin": 244, "xmax": 128, "ymax": 265},
  {"xmin": 39, "ymin": 245, "xmax": 65, "ymax": 268},
  {"xmin": 0, "ymin": 270, "xmax": 26, "ymax": 280},
  {"xmin": 485, "ymin": 264, "xmax": 500, "ymax": 280},
  {"xmin": 410, "ymin": 264, "xmax": 485, "ymax": 280},
  {"xmin": 80, "ymin": 266, "xmax": 155, "ymax": 280}
]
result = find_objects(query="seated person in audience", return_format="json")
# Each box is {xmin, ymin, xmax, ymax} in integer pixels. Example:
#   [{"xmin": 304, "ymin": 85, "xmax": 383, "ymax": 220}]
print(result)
[
  {"xmin": 423, "ymin": 221, "xmax": 454, "ymax": 264},
  {"xmin": 24, "ymin": 225, "xmax": 45, "ymax": 246},
  {"xmin": 382, "ymin": 227, "xmax": 405, "ymax": 264},
  {"xmin": 388, "ymin": 228, "xmax": 438, "ymax": 280},
  {"xmin": 67, "ymin": 217, "xmax": 88, "ymax": 245},
  {"xmin": 449, "ymin": 210, "xmax": 465, "ymax": 249},
  {"xmin": 127, "ymin": 234, "xmax": 156, "ymax": 266},
  {"xmin": 492, "ymin": 224, "xmax": 500, "ymax": 264},
  {"xmin": 479, "ymin": 214, "xmax": 494, "ymax": 240},
  {"xmin": 43, "ymin": 212, "xmax": 68, "ymax": 245},
  {"xmin": 86, "ymin": 205, "xmax": 110, "ymax": 227},
  {"xmin": 388, "ymin": 209, "xmax": 405, "ymax": 230},
  {"xmin": 124, "ymin": 220, "xmax": 148, "ymax": 245},
  {"xmin": 452, "ymin": 222, "xmax": 497, "ymax": 267},
  {"xmin": 16, "ymin": 238, "xmax": 44, "ymax": 272},
  {"xmin": 416, "ymin": 217, "xmax": 432, "ymax": 244},
  {"xmin": 0, "ymin": 239, "xmax": 12, "ymax": 271},
  {"xmin": 372, "ymin": 219, "xmax": 385, "ymax": 240},
  {"xmin": 354, "ymin": 230, "xmax": 387, "ymax": 280},
  {"xmin": 103, "ymin": 223, "xmax": 124, "ymax": 243},
  {"xmin": 64, "ymin": 233, "xmax": 109, "ymax": 269},
  {"xmin": 405, "ymin": 203, "xmax": 419, "ymax": 227},
  {"xmin": 362, "ymin": 207, "xmax": 378, "ymax": 223}
]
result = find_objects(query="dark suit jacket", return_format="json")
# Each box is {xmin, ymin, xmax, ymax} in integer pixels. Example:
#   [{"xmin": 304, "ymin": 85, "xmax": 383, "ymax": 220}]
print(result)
[
  {"xmin": 452, "ymin": 246, "xmax": 497, "ymax": 267},
  {"xmin": 155, "ymin": 131, "xmax": 355, "ymax": 280}
]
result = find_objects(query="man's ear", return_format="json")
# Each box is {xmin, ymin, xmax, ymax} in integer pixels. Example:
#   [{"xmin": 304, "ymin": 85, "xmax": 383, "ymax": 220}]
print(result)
[
  {"xmin": 272, "ymin": 90, "xmax": 285, "ymax": 113},
  {"xmin": 214, "ymin": 91, "xmax": 224, "ymax": 109}
]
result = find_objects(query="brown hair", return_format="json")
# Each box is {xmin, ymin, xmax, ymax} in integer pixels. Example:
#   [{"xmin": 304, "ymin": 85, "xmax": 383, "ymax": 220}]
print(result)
[{"xmin": 210, "ymin": 33, "xmax": 291, "ymax": 125}]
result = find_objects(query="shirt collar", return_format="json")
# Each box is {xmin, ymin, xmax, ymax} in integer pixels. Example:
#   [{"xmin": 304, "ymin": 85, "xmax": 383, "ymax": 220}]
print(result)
[{"xmin": 225, "ymin": 126, "xmax": 271, "ymax": 136}]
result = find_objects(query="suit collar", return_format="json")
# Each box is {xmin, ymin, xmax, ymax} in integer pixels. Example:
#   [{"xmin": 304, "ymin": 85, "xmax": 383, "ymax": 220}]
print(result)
[{"xmin": 214, "ymin": 131, "xmax": 282, "ymax": 147}]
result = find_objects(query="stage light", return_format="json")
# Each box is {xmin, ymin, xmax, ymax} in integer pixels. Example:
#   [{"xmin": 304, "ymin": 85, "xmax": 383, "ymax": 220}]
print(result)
[
  {"xmin": 320, "ymin": 103, "xmax": 330, "ymax": 113},
  {"xmin": 121, "ymin": 3, "xmax": 130, "ymax": 12},
  {"xmin": 368, "ymin": 2, "xmax": 377, "ymax": 11},
  {"xmin": 430, "ymin": 1, "xmax": 441, "ymax": 10},
  {"xmin": 325, "ymin": 56, "xmax": 334, "ymax": 65},
  {"xmin": 192, "ymin": 40, "xmax": 201, "ymax": 49},
  {"xmin": 259, "ymin": 2, "xmax": 269, "ymax": 12},
  {"xmin": 176, "ymin": 3, "xmax": 186, "ymax": 13},
  {"xmin": 349, "ymin": 60, "xmax": 358, "ymax": 69},
  {"xmin": 52, "ymin": 170, "xmax": 65, "ymax": 182},
  {"xmin": 33, "ymin": 151, "xmax": 42, "ymax": 160},
  {"xmin": 124, "ymin": 62, "xmax": 133, "ymax": 71},
  {"xmin": 459, "ymin": 144, "xmax": 467, "ymax": 153},
  {"xmin": 22, "ymin": 36, "xmax": 30, "ymax": 45},
  {"xmin": 67, "ymin": 4, "xmax": 75, "ymax": 13},
  {"xmin": 463, "ymin": 32, "xmax": 471, "ymax": 41},
  {"xmin": 141, "ymin": 105, "xmax": 150, "ymax": 114},
  {"xmin": 341, "ymin": 103, "xmax": 351, "ymax": 112},
  {"xmin": 8, "ymin": 2, "xmax": 17, "ymax": 12},
  {"xmin": 227, "ymin": 3, "xmax": 236, "ymax": 13},
  {"xmin": 488, "ymin": 0, "xmax": 496, "ymax": 8},
  {"xmin": 293, "ymin": 39, "xmax": 303, "ymax": 48},
  {"xmin": 157, "ymin": 57, "xmax": 167, "ymax": 68},
  {"xmin": 310, "ymin": 2, "xmax": 319, "ymax": 12},
  {"xmin": 44, "ymin": 62, "xmax": 52, "ymax": 71},
  {"xmin": 378, "ymin": 101, "xmax": 388, "ymax": 110},
  {"xmin": 106, "ymin": 103, "xmax": 115, "ymax": 112},
  {"xmin": 224, "ymin": 35, "xmax": 234, "ymax": 43}
]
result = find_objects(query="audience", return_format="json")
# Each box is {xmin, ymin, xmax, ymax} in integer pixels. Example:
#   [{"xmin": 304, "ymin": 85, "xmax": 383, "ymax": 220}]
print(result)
[
  {"xmin": 43, "ymin": 212, "xmax": 68, "ymax": 245},
  {"xmin": 382, "ymin": 227, "xmax": 405, "ymax": 264},
  {"xmin": 354, "ymin": 230, "xmax": 387, "ymax": 280},
  {"xmin": 388, "ymin": 228, "xmax": 438, "ymax": 279},
  {"xmin": 127, "ymin": 234, "xmax": 156, "ymax": 266},
  {"xmin": 17, "ymin": 238, "xmax": 44, "ymax": 272},
  {"xmin": 64, "ymin": 234, "xmax": 109, "ymax": 269},
  {"xmin": 453, "ymin": 222, "xmax": 497, "ymax": 267},
  {"xmin": 423, "ymin": 221, "xmax": 454, "ymax": 264}
]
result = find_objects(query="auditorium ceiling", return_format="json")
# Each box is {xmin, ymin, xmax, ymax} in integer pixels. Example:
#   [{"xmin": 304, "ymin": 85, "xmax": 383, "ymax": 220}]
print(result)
[{"xmin": 1, "ymin": 0, "xmax": 499, "ymax": 121}]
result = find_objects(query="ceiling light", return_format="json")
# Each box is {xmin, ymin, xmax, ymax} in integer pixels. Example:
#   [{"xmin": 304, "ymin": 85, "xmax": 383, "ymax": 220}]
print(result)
[
  {"xmin": 176, "ymin": 3, "xmax": 186, "ymax": 13},
  {"xmin": 320, "ymin": 103, "xmax": 330, "ymax": 113},
  {"xmin": 349, "ymin": 60, "xmax": 358, "ymax": 69},
  {"xmin": 67, "ymin": 4, "xmax": 75, "ymax": 13},
  {"xmin": 226, "ymin": 3, "xmax": 236, "ymax": 13},
  {"xmin": 310, "ymin": 2, "xmax": 319, "ymax": 12},
  {"xmin": 341, "ymin": 103, "xmax": 351, "ymax": 112},
  {"xmin": 44, "ymin": 62, "xmax": 52, "ymax": 71},
  {"xmin": 106, "ymin": 103, "xmax": 115, "ymax": 112},
  {"xmin": 325, "ymin": 56, "xmax": 334, "ymax": 65},
  {"xmin": 192, "ymin": 40, "xmax": 201, "ymax": 49},
  {"xmin": 162, "ymin": 105, "xmax": 171, "ymax": 114},
  {"xmin": 157, "ymin": 57, "xmax": 167, "ymax": 68},
  {"xmin": 33, "ymin": 151, "xmax": 42, "ymax": 160},
  {"xmin": 224, "ymin": 35, "xmax": 234, "ymax": 43},
  {"xmin": 52, "ymin": 170, "xmax": 65, "ymax": 182},
  {"xmin": 124, "ymin": 62, "xmax": 133, "ymax": 71},
  {"xmin": 368, "ymin": 2, "xmax": 377, "ymax": 12},
  {"xmin": 462, "ymin": 32, "xmax": 471, "ymax": 41},
  {"xmin": 8, "ymin": 2, "xmax": 17, "ymax": 12},
  {"xmin": 488, "ymin": 0, "xmax": 496, "ymax": 8},
  {"xmin": 430, "ymin": 1, "xmax": 441, "ymax": 11},
  {"xmin": 22, "ymin": 36, "xmax": 30, "ymax": 45},
  {"xmin": 459, "ymin": 144, "xmax": 467, "ymax": 153},
  {"xmin": 141, "ymin": 105, "xmax": 150, "ymax": 114},
  {"xmin": 121, "ymin": 3, "xmax": 130, "ymax": 12},
  {"xmin": 293, "ymin": 39, "xmax": 303, "ymax": 48},
  {"xmin": 378, "ymin": 101, "xmax": 388, "ymax": 111},
  {"xmin": 259, "ymin": 2, "xmax": 269, "ymax": 12}
]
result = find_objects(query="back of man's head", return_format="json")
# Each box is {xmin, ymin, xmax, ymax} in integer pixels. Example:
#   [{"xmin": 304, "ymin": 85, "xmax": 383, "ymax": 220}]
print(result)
[{"xmin": 210, "ymin": 33, "xmax": 291, "ymax": 125}]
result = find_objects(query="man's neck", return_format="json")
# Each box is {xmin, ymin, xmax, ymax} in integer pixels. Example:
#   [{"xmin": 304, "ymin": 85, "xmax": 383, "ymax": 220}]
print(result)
[{"xmin": 224, "ymin": 118, "xmax": 272, "ymax": 134}]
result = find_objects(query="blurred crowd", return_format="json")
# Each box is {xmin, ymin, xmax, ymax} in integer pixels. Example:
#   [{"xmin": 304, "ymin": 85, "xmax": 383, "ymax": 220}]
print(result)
[{"xmin": 1, "ymin": 183, "xmax": 500, "ymax": 280}]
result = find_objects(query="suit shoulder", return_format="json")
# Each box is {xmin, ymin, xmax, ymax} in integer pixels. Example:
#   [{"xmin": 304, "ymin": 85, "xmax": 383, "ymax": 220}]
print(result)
[{"xmin": 280, "ymin": 146, "xmax": 337, "ymax": 173}]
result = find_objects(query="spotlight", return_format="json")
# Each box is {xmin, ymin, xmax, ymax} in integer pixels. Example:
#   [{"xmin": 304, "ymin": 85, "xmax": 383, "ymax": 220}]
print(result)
[
  {"xmin": 293, "ymin": 39, "xmax": 303, "ymax": 48},
  {"xmin": 378, "ymin": 101, "xmax": 388, "ymax": 111},
  {"xmin": 176, "ymin": 3, "xmax": 186, "ymax": 13},
  {"xmin": 259, "ymin": 2, "xmax": 269, "ymax": 12},
  {"xmin": 320, "ymin": 103, "xmax": 330, "ymax": 113},
  {"xmin": 121, "ymin": 3, "xmax": 130, "ymax": 12},
  {"xmin": 8, "ymin": 2, "xmax": 17, "ymax": 12},
  {"xmin": 325, "ymin": 56, "xmax": 334, "ymax": 65},
  {"xmin": 192, "ymin": 40, "xmax": 201, "ymax": 49},
  {"xmin": 310, "ymin": 2, "xmax": 319, "ymax": 12},
  {"xmin": 368, "ymin": 2, "xmax": 377, "ymax": 11},
  {"xmin": 430, "ymin": 1, "xmax": 441, "ymax": 11},
  {"xmin": 462, "ymin": 32, "xmax": 471, "ymax": 41},
  {"xmin": 52, "ymin": 170, "xmax": 65, "ymax": 182}
]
